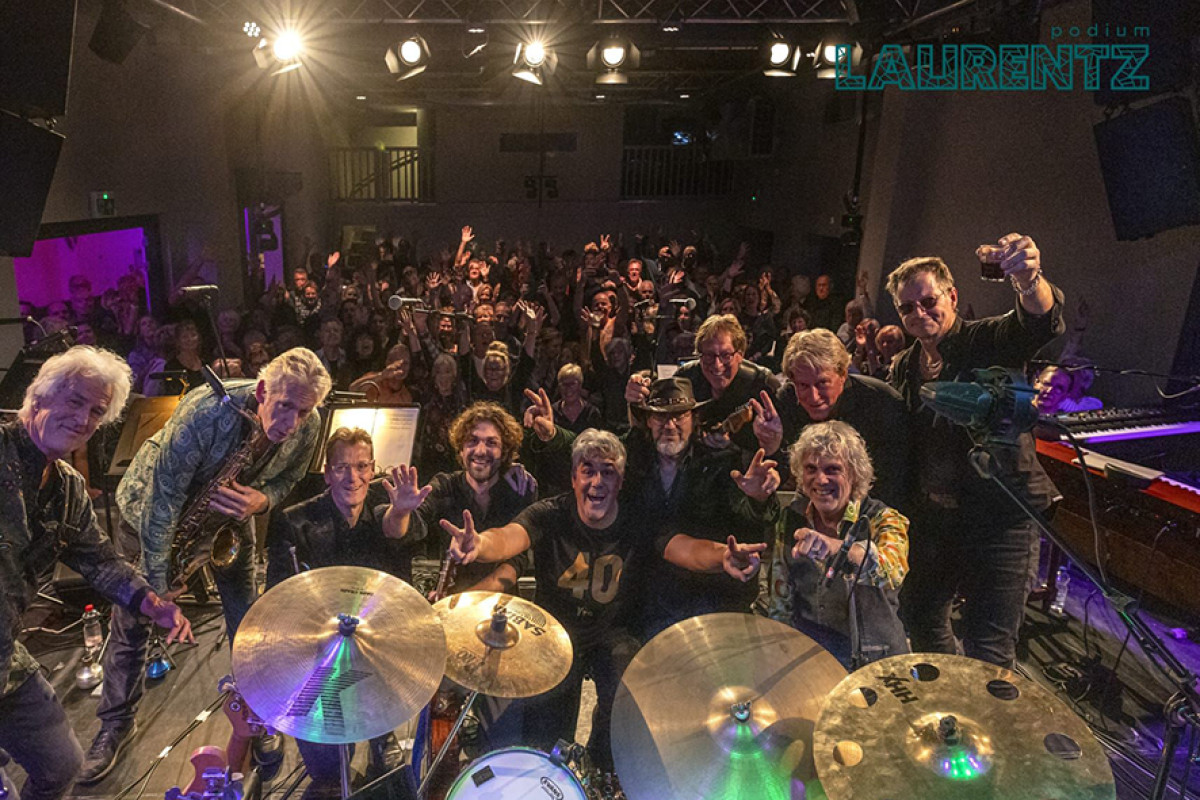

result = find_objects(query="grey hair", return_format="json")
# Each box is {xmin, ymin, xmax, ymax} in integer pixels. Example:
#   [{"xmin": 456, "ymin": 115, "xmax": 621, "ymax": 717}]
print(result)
[
  {"xmin": 781, "ymin": 328, "xmax": 851, "ymax": 378},
  {"xmin": 571, "ymin": 428, "xmax": 627, "ymax": 477},
  {"xmin": 19, "ymin": 346, "xmax": 132, "ymax": 427},
  {"xmin": 432, "ymin": 352, "xmax": 459, "ymax": 377},
  {"xmin": 258, "ymin": 347, "xmax": 333, "ymax": 406},
  {"xmin": 885, "ymin": 256, "xmax": 956, "ymax": 302},
  {"xmin": 788, "ymin": 420, "xmax": 875, "ymax": 502}
]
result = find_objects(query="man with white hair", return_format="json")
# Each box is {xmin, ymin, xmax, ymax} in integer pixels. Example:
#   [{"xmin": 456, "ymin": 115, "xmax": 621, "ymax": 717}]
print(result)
[
  {"xmin": 0, "ymin": 347, "xmax": 192, "ymax": 799},
  {"xmin": 81, "ymin": 348, "xmax": 332, "ymax": 782}
]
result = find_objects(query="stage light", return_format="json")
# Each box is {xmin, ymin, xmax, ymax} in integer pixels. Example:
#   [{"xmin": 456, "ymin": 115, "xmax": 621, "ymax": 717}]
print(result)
[
  {"xmin": 763, "ymin": 35, "xmax": 801, "ymax": 77},
  {"xmin": 588, "ymin": 36, "xmax": 639, "ymax": 85},
  {"xmin": 273, "ymin": 30, "xmax": 303, "ymax": 61},
  {"xmin": 243, "ymin": 21, "xmax": 260, "ymax": 38},
  {"xmin": 812, "ymin": 31, "xmax": 862, "ymax": 79},
  {"xmin": 513, "ymin": 40, "xmax": 557, "ymax": 85},
  {"xmin": 467, "ymin": 24, "xmax": 486, "ymax": 34},
  {"xmin": 386, "ymin": 35, "xmax": 431, "ymax": 80}
]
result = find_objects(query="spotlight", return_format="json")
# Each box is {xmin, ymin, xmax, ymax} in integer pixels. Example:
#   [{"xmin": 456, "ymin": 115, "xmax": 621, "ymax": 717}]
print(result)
[
  {"xmin": 812, "ymin": 32, "xmax": 862, "ymax": 79},
  {"xmin": 661, "ymin": 22, "xmax": 680, "ymax": 32},
  {"xmin": 273, "ymin": 30, "xmax": 303, "ymax": 61},
  {"xmin": 243, "ymin": 21, "xmax": 260, "ymax": 38},
  {"xmin": 386, "ymin": 35, "xmax": 431, "ymax": 81},
  {"xmin": 588, "ymin": 35, "xmax": 639, "ymax": 85},
  {"xmin": 763, "ymin": 34, "xmax": 801, "ymax": 77},
  {"xmin": 467, "ymin": 24, "xmax": 486, "ymax": 34},
  {"xmin": 513, "ymin": 40, "xmax": 557, "ymax": 85}
]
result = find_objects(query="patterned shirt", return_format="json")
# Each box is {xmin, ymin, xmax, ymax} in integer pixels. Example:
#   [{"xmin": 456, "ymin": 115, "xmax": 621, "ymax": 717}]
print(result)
[{"xmin": 116, "ymin": 381, "xmax": 321, "ymax": 593}]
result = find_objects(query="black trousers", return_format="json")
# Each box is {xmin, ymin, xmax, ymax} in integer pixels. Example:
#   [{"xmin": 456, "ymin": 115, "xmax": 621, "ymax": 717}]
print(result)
[{"xmin": 899, "ymin": 500, "xmax": 1040, "ymax": 668}]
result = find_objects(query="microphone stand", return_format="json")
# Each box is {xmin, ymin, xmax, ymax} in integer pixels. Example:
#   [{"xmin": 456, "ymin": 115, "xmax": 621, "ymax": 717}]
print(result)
[
  {"xmin": 966, "ymin": 438, "xmax": 1200, "ymax": 800},
  {"xmin": 193, "ymin": 291, "xmax": 231, "ymax": 379}
]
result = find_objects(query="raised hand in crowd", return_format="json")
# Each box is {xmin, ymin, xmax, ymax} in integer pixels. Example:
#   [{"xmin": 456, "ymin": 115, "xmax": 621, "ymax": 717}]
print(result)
[
  {"xmin": 730, "ymin": 448, "xmax": 781, "ymax": 502},
  {"xmin": 383, "ymin": 465, "xmax": 433, "ymax": 517},
  {"xmin": 461, "ymin": 225, "xmax": 474, "ymax": 244},
  {"xmin": 523, "ymin": 387, "xmax": 557, "ymax": 442},
  {"xmin": 722, "ymin": 535, "xmax": 768, "ymax": 583},
  {"xmin": 441, "ymin": 509, "xmax": 480, "ymax": 564},
  {"xmin": 749, "ymin": 389, "xmax": 783, "ymax": 456}
]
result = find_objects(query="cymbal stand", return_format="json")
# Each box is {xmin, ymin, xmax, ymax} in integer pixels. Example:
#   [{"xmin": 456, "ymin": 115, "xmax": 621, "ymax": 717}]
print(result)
[
  {"xmin": 969, "ymin": 442, "xmax": 1200, "ymax": 800},
  {"xmin": 416, "ymin": 690, "xmax": 479, "ymax": 799},
  {"xmin": 340, "ymin": 744, "xmax": 353, "ymax": 800}
]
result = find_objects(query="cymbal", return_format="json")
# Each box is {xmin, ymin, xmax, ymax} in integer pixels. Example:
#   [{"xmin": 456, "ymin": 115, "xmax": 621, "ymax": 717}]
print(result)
[
  {"xmin": 433, "ymin": 591, "xmax": 573, "ymax": 698},
  {"xmin": 232, "ymin": 566, "xmax": 445, "ymax": 744},
  {"xmin": 611, "ymin": 613, "xmax": 847, "ymax": 800},
  {"xmin": 814, "ymin": 653, "xmax": 1116, "ymax": 800}
]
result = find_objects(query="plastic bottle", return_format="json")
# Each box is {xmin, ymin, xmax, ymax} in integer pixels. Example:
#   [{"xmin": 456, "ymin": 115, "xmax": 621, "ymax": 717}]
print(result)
[
  {"xmin": 82, "ymin": 604, "xmax": 103, "ymax": 651},
  {"xmin": 1050, "ymin": 567, "xmax": 1071, "ymax": 616}
]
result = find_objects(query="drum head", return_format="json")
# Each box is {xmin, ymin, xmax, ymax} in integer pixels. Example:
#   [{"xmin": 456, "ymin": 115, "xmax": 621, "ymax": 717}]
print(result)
[{"xmin": 445, "ymin": 747, "xmax": 587, "ymax": 800}]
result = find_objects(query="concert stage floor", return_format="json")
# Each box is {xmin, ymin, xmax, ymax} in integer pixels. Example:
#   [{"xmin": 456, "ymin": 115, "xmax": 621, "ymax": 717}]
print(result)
[{"xmin": 9, "ymin": 560, "xmax": 1199, "ymax": 800}]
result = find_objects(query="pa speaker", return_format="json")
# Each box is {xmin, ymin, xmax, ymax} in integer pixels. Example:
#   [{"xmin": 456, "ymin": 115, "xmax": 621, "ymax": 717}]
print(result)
[
  {"xmin": 0, "ymin": 0, "xmax": 77, "ymax": 117},
  {"xmin": 0, "ymin": 114, "xmax": 65, "ymax": 257},
  {"xmin": 89, "ymin": 0, "xmax": 149, "ymax": 65}
]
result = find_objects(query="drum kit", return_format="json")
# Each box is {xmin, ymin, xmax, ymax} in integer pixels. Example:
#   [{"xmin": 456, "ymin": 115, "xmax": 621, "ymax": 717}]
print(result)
[{"xmin": 230, "ymin": 566, "xmax": 1118, "ymax": 800}]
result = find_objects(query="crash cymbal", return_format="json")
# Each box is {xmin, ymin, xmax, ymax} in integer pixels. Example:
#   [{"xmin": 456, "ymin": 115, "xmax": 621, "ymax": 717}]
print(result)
[
  {"xmin": 611, "ymin": 613, "xmax": 847, "ymax": 800},
  {"xmin": 433, "ymin": 591, "xmax": 572, "ymax": 698},
  {"xmin": 814, "ymin": 653, "xmax": 1116, "ymax": 800},
  {"xmin": 232, "ymin": 566, "xmax": 445, "ymax": 744}
]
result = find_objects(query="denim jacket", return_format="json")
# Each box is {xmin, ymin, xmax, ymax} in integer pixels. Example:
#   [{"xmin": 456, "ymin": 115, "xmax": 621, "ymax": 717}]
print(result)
[
  {"xmin": 116, "ymin": 382, "xmax": 321, "ymax": 593},
  {"xmin": 0, "ymin": 421, "xmax": 150, "ymax": 695}
]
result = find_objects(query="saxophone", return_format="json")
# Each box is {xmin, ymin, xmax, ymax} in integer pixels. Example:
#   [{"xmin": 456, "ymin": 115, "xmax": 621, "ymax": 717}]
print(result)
[{"xmin": 166, "ymin": 407, "xmax": 271, "ymax": 595}]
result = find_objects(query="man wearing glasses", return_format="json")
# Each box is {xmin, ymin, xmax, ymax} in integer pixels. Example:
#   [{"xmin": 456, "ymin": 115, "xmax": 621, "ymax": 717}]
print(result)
[
  {"xmin": 81, "ymin": 348, "xmax": 331, "ymax": 783},
  {"xmin": 265, "ymin": 427, "xmax": 420, "ymax": 794},
  {"xmin": 627, "ymin": 314, "xmax": 780, "ymax": 453},
  {"xmin": 884, "ymin": 233, "xmax": 1063, "ymax": 669}
]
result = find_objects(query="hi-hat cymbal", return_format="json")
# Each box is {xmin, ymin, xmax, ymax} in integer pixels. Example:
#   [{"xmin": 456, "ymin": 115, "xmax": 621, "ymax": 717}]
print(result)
[
  {"xmin": 611, "ymin": 613, "xmax": 847, "ymax": 800},
  {"xmin": 433, "ymin": 591, "xmax": 573, "ymax": 698},
  {"xmin": 232, "ymin": 566, "xmax": 445, "ymax": 744},
  {"xmin": 814, "ymin": 653, "xmax": 1116, "ymax": 800}
]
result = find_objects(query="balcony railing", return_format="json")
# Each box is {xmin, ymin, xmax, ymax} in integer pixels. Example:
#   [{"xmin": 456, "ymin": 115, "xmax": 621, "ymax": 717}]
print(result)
[
  {"xmin": 330, "ymin": 147, "xmax": 433, "ymax": 202},
  {"xmin": 621, "ymin": 145, "xmax": 735, "ymax": 199}
]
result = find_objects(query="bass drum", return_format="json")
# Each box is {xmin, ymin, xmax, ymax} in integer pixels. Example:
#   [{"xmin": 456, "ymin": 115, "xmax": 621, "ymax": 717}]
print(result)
[{"xmin": 445, "ymin": 747, "xmax": 588, "ymax": 800}]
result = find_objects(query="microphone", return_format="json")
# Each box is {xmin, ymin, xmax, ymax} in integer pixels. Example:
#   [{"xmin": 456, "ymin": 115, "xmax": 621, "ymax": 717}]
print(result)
[
  {"xmin": 0, "ymin": 316, "xmax": 33, "ymax": 326},
  {"xmin": 631, "ymin": 298, "xmax": 655, "ymax": 309},
  {"xmin": 177, "ymin": 285, "xmax": 219, "ymax": 299},
  {"xmin": 201, "ymin": 364, "xmax": 230, "ymax": 401},
  {"xmin": 388, "ymin": 295, "xmax": 424, "ymax": 310},
  {"xmin": 669, "ymin": 297, "xmax": 697, "ymax": 311},
  {"xmin": 823, "ymin": 536, "xmax": 856, "ymax": 587},
  {"xmin": 918, "ymin": 367, "xmax": 1038, "ymax": 444}
]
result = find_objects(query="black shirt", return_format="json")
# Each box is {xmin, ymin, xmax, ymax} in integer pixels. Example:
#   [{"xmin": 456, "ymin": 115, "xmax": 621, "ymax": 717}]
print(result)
[
  {"xmin": 266, "ymin": 483, "xmax": 417, "ymax": 588},
  {"xmin": 511, "ymin": 493, "xmax": 645, "ymax": 643},
  {"xmin": 889, "ymin": 287, "xmax": 1065, "ymax": 510},
  {"xmin": 774, "ymin": 373, "xmax": 912, "ymax": 511},
  {"xmin": 675, "ymin": 359, "xmax": 780, "ymax": 452}
]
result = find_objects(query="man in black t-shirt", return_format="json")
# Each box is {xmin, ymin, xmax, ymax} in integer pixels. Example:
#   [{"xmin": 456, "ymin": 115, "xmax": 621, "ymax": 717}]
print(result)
[{"xmin": 441, "ymin": 429, "xmax": 640, "ymax": 769}]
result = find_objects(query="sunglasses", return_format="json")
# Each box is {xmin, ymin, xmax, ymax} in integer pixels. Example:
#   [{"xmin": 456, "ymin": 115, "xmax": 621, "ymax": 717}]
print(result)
[{"xmin": 896, "ymin": 290, "xmax": 945, "ymax": 317}]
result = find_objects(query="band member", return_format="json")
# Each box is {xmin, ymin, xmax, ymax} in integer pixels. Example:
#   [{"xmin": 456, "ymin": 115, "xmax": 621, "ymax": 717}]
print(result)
[
  {"xmin": 389, "ymin": 402, "xmax": 537, "ymax": 596},
  {"xmin": 266, "ymin": 427, "xmax": 419, "ymax": 797},
  {"xmin": 756, "ymin": 328, "xmax": 911, "ymax": 509},
  {"xmin": 757, "ymin": 421, "xmax": 909, "ymax": 669},
  {"xmin": 0, "ymin": 347, "xmax": 192, "ymax": 799},
  {"xmin": 443, "ymin": 430, "xmax": 638, "ymax": 770},
  {"xmin": 524, "ymin": 379, "xmax": 780, "ymax": 639},
  {"xmin": 625, "ymin": 315, "xmax": 780, "ymax": 452},
  {"xmin": 886, "ymin": 233, "xmax": 1062, "ymax": 668},
  {"xmin": 81, "ymin": 348, "xmax": 331, "ymax": 782}
]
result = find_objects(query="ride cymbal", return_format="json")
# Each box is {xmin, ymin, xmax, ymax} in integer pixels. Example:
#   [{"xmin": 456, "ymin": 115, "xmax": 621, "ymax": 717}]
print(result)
[
  {"xmin": 433, "ymin": 591, "xmax": 573, "ymax": 698},
  {"xmin": 232, "ymin": 566, "xmax": 445, "ymax": 744},
  {"xmin": 814, "ymin": 653, "xmax": 1116, "ymax": 800},
  {"xmin": 611, "ymin": 613, "xmax": 847, "ymax": 800}
]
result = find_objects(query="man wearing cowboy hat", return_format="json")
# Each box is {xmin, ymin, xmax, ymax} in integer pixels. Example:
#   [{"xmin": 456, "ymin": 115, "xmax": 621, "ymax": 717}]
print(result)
[{"xmin": 523, "ymin": 376, "xmax": 779, "ymax": 639}]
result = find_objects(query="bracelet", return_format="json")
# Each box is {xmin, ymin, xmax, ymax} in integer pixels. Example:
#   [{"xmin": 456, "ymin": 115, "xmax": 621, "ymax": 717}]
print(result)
[{"xmin": 1011, "ymin": 271, "xmax": 1042, "ymax": 296}]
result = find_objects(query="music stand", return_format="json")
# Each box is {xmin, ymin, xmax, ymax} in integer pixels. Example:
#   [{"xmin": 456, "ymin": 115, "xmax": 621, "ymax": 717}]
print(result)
[
  {"xmin": 309, "ymin": 402, "xmax": 422, "ymax": 474},
  {"xmin": 106, "ymin": 396, "xmax": 181, "ymax": 480}
]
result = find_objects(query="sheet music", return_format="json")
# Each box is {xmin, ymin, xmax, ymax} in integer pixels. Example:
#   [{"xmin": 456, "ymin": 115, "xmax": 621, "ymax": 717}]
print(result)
[{"xmin": 325, "ymin": 406, "xmax": 421, "ymax": 472}]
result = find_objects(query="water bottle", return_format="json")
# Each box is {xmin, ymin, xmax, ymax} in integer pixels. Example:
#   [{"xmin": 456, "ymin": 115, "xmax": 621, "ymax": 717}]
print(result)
[
  {"xmin": 82, "ymin": 604, "xmax": 103, "ymax": 651},
  {"xmin": 1050, "ymin": 567, "xmax": 1071, "ymax": 616}
]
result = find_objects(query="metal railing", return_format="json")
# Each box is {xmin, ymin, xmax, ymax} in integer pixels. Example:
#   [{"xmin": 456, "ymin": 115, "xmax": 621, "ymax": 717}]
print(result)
[
  {"xmin": 330, "ymin": 147, "xmax": 433, "ymax": 202},
  {"xmin": 620, "ymin": 145, "xmax": 735, "ymax": 198}
]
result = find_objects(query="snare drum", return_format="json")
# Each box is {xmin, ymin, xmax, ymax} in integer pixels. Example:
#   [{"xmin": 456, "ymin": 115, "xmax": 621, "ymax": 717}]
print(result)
[{"xmin": 445, "ymin": 747, "xmax": 588, "ymax": 800}]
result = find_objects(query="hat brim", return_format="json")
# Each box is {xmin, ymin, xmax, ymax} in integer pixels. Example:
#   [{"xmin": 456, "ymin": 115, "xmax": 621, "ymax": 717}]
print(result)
[{"xmin": 635, "ymin": 398, "xmax": 709, "ymax": 414}]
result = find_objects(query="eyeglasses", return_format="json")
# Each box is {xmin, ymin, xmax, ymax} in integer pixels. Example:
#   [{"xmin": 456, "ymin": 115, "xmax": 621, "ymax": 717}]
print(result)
[
  {"xmin": 647, "ymin": 410, "xmax": 690, "ymax": 425},
  {"xmin": 329, "ymin": 460, "xmax": 375, "ymax": 477},
  {"xmin": 896, "ymin": 290, "xmax": 945, "ymax": 317},
  {"xmin": 700, "ymin": 351, "xmax": 739, "ymax": 367}
]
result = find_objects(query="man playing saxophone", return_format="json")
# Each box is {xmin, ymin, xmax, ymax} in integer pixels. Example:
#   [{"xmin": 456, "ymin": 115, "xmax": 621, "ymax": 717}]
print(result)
[{"xmin": 79, "ymin": 348, "xmax": 332, "ymax": 783}]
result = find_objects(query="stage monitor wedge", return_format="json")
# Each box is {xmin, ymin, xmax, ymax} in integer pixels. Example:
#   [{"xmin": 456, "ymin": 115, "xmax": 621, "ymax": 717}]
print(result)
[
  {"xmin": 0, "ymin": 0, "xmax": 76, "ymax": 118},
  {"xmin": 0, "ymin": 114, "xmax": 66, "ymax": 257}
]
